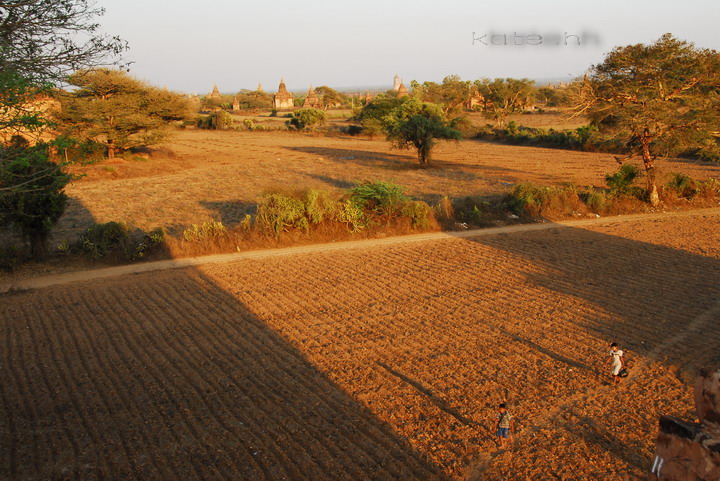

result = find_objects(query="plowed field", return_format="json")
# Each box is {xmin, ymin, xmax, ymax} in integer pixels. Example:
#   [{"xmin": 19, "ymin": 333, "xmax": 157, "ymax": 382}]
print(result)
[{"xmin": 2, "ymin": 210, "xmax": 720, "ymax": 480}]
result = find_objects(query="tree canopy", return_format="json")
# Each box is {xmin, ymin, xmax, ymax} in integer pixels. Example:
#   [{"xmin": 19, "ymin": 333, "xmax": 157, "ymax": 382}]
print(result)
[
  {"xmin": 411, "ymin": 75, "xmax": 472, "ymax": 117},
  {"xmin": 575, "ymin": 33, "xmax": 720, "ymax": 205},
  {"xmin": 0, "ymin": 0, "xmax": 126, "ymax": 84},
  {"xmin": 382, "ymin": 97, "xmax": 462, "ymax": 166},
  {"xmin": 474, "ymin": 78, "xmax": 536, "ymax": 127},
  {"xmin": 57, "ymin": 69, "xmax": 193, "ymax": 157}
]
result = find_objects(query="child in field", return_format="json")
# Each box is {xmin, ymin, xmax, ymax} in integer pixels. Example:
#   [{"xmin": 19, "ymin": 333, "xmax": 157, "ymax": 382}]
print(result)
[
  {"xmin": 606, "ymin": 342, "xmax": 626, "ymax": 386},
  {"xmin": 495, "ymin": 403, "xmax": 513, "ymax": 448}
]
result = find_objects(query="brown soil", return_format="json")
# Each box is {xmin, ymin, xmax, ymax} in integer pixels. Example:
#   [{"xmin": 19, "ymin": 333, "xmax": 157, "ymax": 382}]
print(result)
[{"xmin": 2, "ymin": 209, "xmax": 719, "ymax": 480}]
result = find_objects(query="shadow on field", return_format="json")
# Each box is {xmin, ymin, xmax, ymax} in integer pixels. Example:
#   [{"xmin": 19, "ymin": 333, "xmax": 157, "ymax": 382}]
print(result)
[
  {"xmin": 0, "ymin": 267, "xmax": 449, "ymax": 481},
  {"xmin": 285, "ymin": 145, "xmax": 414, "ymax": 171},
  {"xmin": 199, "ymin": 200, "xmax": 258, "ymax": 227},
  {"xmin": 563, "ymin": 415, "xmax": 647, "ymax": 470},
  {"xmin": 466, "ymin": 223, "xmax": 720, "ymax": 379},
  {"xmin": 284, "ymin": 145, "xmax": 530, "ymax": 185}
]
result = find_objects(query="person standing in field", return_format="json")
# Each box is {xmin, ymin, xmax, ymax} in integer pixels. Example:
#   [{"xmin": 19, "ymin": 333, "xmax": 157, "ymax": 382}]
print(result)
[
  {"xmin": 606, "ymin": 342, "xmax": 626, "ymax": 386},
  {"xmin": 495, "ymin": 403, "xmax": 513, "ymax": 448}
]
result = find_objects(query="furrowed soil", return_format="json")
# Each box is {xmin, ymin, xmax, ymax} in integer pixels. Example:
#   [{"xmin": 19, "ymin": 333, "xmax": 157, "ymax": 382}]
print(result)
[{"xmin": 2, "ymin": 209, "xmax": 719, "ymax": 481}]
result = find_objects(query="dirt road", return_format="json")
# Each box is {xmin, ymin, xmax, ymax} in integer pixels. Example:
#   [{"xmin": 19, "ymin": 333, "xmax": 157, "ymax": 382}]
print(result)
[{"xmin": 4, "ymin": 207, "xmax": 719, "ymax": 295}]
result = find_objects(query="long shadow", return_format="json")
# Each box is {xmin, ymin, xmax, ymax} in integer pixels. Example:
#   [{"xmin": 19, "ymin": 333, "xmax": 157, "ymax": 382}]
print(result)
[
  {"xmin": 0, "ymin": 266, "xmax": 449, "ymax": 480},
  {"xmin": 282, "ymin": 145, "xmax": 523, "ymax": 182},
  {"xmin": 563, "ymin": 415, "xmax": 647, "ymax": 470},
  {"xmin": 199, "ymin": 200, "xmax": 257, "ymax": 228},
  {"xmin": 377, "ymin": 361, "xmax": 478, "ymax": 427},
  {"xmin": 493, "ymin": 326, "xmax": 594, "ymax": 373},
  {"xmin": 466, "ymin": 223, "xmax": 720, "ymax": 379}
]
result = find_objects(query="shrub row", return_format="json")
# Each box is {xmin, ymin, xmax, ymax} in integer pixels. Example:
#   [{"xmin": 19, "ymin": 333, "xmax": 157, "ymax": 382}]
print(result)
[{"xmin": 507, "ymin": 168, "xmax": 720, "ymax": 219}]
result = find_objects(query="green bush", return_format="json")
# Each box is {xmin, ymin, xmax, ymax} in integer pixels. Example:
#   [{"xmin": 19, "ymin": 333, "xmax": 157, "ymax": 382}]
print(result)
[
  {"xmin": 304, "ymin": 189, "xmax": 337, "ymax": 224},
  {"xmin": 606, "ymin": 164, "xmax": 640, "ymax": 195},
  {"xmin": 582, "ymin": 189, "xmax": 608, "ymax": 212},
  {"xmin": 665, "ymin": 173, "xmax": 698, "ymax": 198},
  {"xmin": 132, "ymin": 228, "xmax": 165, "ymax": 260},
  {"xmin": 256, "ymin": 194, "xmax": 307, "ymax": 236},
  {"xmin": 350, "ymin": 181, "xmax": 408, "ymax": 218},
  {"xmin": 401, "ymin": 200, "xmax": 433, "ymax": 229},
  {"xmin": 196, "ymin": 111, "xmax": 233, "ymax": 130},
  {"xmin": 286, "ymin": 108, "xmax": 327, "ymax": 130},
  {"xmin": 509, "ymin": 183, "xmax": 583, "ymax": 217},
  {"xmin": 183, "ymin": 220, "xmax": 228, "ymax": 242},
  {"xmin": 335, "ymin": 199, "xmax": 366, "ymax": 232},
  {"xmin": 81, "ymin": 221, "xmax": 130, "ymax": 259}
]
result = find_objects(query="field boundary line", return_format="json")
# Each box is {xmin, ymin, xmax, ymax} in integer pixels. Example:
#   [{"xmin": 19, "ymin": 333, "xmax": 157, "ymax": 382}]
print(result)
[{"xmin": 2, "ymin": 207, "xmax": 719, "ymax": 294}]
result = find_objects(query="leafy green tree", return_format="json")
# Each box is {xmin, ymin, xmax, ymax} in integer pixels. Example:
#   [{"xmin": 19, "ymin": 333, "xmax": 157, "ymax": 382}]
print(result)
[
  {"xmin": 475, "ymin": 78, "xmax": 536, "ymax": 127},
  {"xmin": 575, "ymin": 34, "xmax": 720, "ymax": 205},
  {"xmin": 0, "ymin": 138, "xmax": 71, "ymax": 256},
  {"xmin": 234, "ymin": 90, "xmax": 273, "ymax": 110},
  {"xmin": 287, "ymin": 108, "xmax": 327, "ymax": 130},
  {"xmin": 411, "ymin": 75, "xmax": 471, "ymax": 117},
  {"xmin": 383, "ymin": 97, "xmax": 462, "ymax": 166},
  {"xmin": 352, "ymin": 95, "xmax": 404, "ymax": 136},
  {"xmin": 58, "ymin": 69, "xmax": 193, "ymax": 158},
  {"xmin": 537, "ymin": 85, "xmax": 571, "ymax": 107},
  {"xmin": 315, "ymin": 86, "xmax": 346, "ymax": 108}
]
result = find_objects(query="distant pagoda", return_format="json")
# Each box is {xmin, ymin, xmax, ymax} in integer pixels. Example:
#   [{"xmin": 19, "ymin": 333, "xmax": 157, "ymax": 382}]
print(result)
[
  {"xmin": 209, "ymin": 83, "xmax": 221, "ymax": 99},
  {"xmin": 273, "ymin": 78, "xmax": 294, "ymax": 110},
  {"xmin": 397, "ymin": 82, "xmax": 409, "ymax": 98},
  {"xmin": 302, "ymin": 85, "xmax": 320, "ymax": 108},
  {"xmin": 393, "ymin": 74, "xmax": 401, "ymax": 92}
]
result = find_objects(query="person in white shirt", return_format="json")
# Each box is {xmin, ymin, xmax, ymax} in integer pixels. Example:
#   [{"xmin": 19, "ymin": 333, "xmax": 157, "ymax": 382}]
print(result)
[{"xmin": 606, "ymin": 342, "xmax": 626, "ymax": 386}]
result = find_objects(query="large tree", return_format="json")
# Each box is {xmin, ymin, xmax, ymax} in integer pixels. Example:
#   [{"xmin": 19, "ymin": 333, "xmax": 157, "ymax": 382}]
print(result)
[
  {"xmin": 382, "ymin": 97, "xmax": 462, "ymax": 166},
  {"xmin": 58, "ymin": 69, "xmax": 193, "ymax": 158},
  {"xmin": 474, "ymin": 77, "xmax": 536, "ymax": 127},
  {"xmin": 575, "ymin": 34, "xmax": 720, "ymax": 205},
  {"xmin": 1, "ymin": 1, "xmax": 124, "ymax": 257}
]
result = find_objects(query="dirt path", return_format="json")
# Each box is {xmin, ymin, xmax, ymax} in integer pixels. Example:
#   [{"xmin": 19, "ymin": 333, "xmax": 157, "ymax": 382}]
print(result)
[{"xmin": 3, "ymin": 207, "xmax": 719, "ymax": 295}]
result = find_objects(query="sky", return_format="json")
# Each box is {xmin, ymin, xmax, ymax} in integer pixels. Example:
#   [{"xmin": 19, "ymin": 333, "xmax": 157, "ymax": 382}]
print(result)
[{"xmin": 96, "ymin": 0, "xmax": 720, "ymax": 94}]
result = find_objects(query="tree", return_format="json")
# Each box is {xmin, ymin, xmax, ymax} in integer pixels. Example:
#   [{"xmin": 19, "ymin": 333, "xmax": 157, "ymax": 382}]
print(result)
[
  {"xmin": 353, "ymin": 95, "xmax": 405, "ymax": 136},
  {"xmin": 0, "ymin": 138, "xmax": 71, "ymax": 256},
  {"xmin": 58, "ymin": 69, "xmax": 193, "ymax": 158},
  {"xmin": 286, "ymin": 108, "xmax": 327, "ymax": 131},
  {"xmin": 315, "ymin": 86, "xmax": 346, "ymax": 109},
  {"xmin": 537, "ymin": 85, "xmax": 571, "ymax": 107},
  {"xmin": 383, "ymin": 97, "xmax": 462, "ymax": 166},
  {"xmin": 411, "ymin": 75, "xmax": 471, "ymax": 117},
  {"xmin": 0, "ymin": 1, "xmax": 125, "ymax": 84},
  {"xmin": 1, "ymin": 1, "xmax": 126, "ymax": 140},
  {"xmin": 234, "ymin": 90, "xmax": 273, "ymax": 110},
  {"xmin": 474, "ymin": 78, "xmax": 536, "ymax": 127},
  {"xmin": 1, "ymin": 1, "xmax": 124, "ymax": 257},
  {"xmin": 574, "ymin": 34, "xmax": 720, "ymax": 205}
]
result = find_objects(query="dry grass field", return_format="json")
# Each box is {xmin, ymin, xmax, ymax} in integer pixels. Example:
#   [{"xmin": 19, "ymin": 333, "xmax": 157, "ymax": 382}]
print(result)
[
  {"xmin": 2, "ymin": 209, "xmax": 720, "ymax": 480},
  {"xmin": 55, "ymin": 129, "xmax": 720, "ymax": 245}
]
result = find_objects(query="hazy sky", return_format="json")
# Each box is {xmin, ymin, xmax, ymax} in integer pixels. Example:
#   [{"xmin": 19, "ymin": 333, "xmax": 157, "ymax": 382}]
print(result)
[{"xmin": 96, "ymin": 0, "xmax": 720, "ymax": 93}]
